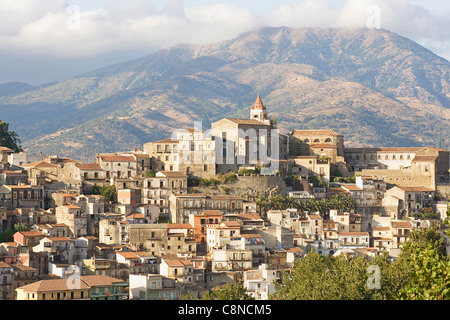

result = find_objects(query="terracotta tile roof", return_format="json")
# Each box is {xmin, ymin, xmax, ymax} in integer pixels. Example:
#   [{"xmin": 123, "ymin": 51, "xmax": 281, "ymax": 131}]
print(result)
[
  {"xmin": 397, "ymin": 186, "xmax": 434, "ymax": 192},
  {"xmin": 391, "ymin": 221, "xmax": 412, "ymax": 228},
  {"xmin": 342, "ymin": 185, "xmax": 362, "ymax": 191},
  {"xmin": 22, "ymin": 160, "xmax": 57, "ymax": 168},
  {"xmin": 199, "ymin": 210, "xmax": 222, "ymax": 216},
  {"xmin": 63, "ymin": 205, "xmax": 81, "ymax": 209},
  {"xmin": 220, "ymin": 221, "xmax": 241, "ymax": 228},
  {"xmin": 285, "ymin": 247, "xmax": 304, "ymax": 253},
  {"xmin": 291, "ymin": 130, "xmax": 342, "ymax": 136},
  {"xmin": 151, "ymin": 138, "xmax": 179, "ymax": 144},
  {"xmin": 3, "ymin": 185, "xmax": 32, "ymax": 189},
  {"xmin": 374, "ymin": 226, "xmax": 390, "ymax": 231},
  {"xmin": 328, "ymin": 187, "xmax": 350, "ymax": 194},
  {"xmin": 239, "ymin": 231, "xmax": 262, "ymax": 238},
  {"xmin": 47, "ymin": 236, "xmax": 72, "ymax": 242},
  {"xmin": 208, "ymin": 195, "xmax": 243, "ymax": 200},
  {"xmin": 0, "ymin": 262, "xmax": 10, "ymax": 268},
  {"xmin": 251, "ymin": 95, "xmax": 266, "ymax": 110},
  {"xmin": 338, "ymin": 232, "xmax": 369, "ymax": 236},
  {"xmin": 174, "ymin": 193, "xmax": 206, "ymax": 198},
  {"xmin": 1, "ymin": 242, "xmax": 18, "ymax": 247},
  {"xmin": 308, "ymin": 214, "xmax": 322, "ymax": 220},
  {"xmin": 79, "ymin": 275, "xmax": 125, "ymax": 287},
  {"xmin": 17, "ymin": 278, "xmax": 90, "ymax": 292},
  {"xmin": 126, "ymin": 213, "xmax": 145, "ymax": 219},
  {"xmin": 237, "ymin": 213, "xmax": 263, "ymax": 221},
  {"xmin": 117, "ymin": 252, "xmax": 140, "ymax": 259},
  {"xmin": 132, "ymin": 153, "xmax": 150, "ymax": 159},
  {"xmin": 412, "ymin": 155, "xmax": 438, "ymax": 162},
  {"xmin": 224, "ymin": 118, "xmax": 271, "ymax": 126},
  {"xmin": 54, "ymin": 193, "xmax": 77, "ymax": 197},
  {"xmin": 76, "ymin": 163, "xmax": 103, "ymax": 170},
  {"xmin": 16, "ymin": 231, "xmax": 45, "ymax": 237},
  {"xmin": 0, "ymin": 146, "xmax": 13, "ymax": 152},
  {"xmin": 99, "ymin": 155, "xmax": 136, "ymax": 162},
  {"xmin": 164, "ymin": 259, "xmax": 193, "ymax": 267},
  {"xmin": 12, "ymin": 264, "xmax": 38, "ymax": 271},
  {"xmin": 167, "ymin": 224, "xmax": 194, "ymax": 229},
  {"xmin": 344, "ymin": 147, "xmax": 421, "ymax": 152}
]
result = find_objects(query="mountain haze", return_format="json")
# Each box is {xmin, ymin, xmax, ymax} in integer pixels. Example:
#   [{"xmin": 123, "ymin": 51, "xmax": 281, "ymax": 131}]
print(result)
[{"xmin": 0, "ymin": 26, "xmax": 449, "ymax": 161}]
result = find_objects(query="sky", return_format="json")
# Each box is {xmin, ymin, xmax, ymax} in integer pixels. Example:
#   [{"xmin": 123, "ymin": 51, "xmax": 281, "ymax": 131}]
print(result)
[{"xmin": 0, "ymin": 0, "xmax": 449, "ymax": 85}]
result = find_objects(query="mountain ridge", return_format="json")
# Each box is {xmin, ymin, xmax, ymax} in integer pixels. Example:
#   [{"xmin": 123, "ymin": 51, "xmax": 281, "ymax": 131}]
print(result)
[{"xmin": 0, "ymin": 26, "xmax": 448, "ymax": 161}]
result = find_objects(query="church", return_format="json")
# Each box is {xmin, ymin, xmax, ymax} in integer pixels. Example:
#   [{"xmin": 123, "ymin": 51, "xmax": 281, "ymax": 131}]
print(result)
[{"xmin": 211, "ymin": 95, "xmax": 288, "ymax": 173}]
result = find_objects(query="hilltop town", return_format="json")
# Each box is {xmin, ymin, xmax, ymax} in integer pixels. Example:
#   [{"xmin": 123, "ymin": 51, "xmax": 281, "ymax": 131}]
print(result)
[{"xmin": 0, "ymin": 96, "xmax": 449, "ymax": 300}]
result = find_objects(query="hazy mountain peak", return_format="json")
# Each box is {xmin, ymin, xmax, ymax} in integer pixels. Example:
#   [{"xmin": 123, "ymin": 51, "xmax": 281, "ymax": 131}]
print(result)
[{"xmin": 0, "ymin": 26, "xmax": 448, "ymax": 160}]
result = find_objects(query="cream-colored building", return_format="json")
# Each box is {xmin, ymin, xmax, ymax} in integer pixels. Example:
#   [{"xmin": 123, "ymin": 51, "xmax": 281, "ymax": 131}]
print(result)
[
  {"xmin": 346, "ymin": 147, "xmax": 449, "ymax": 189},
  {"xmin": 55, "ymin": 205, "xmax": 87, "ymax": 238},
  {"xmin": 211, "ymin": 247, "xmax": 253, "ymax": 272},
  {"xmin": 206, "ymin": 221, "xmax": 241, "ymax": 252},
  {"xmin": 143, "ymin": 128, "xmax": 216, "ymax": 178},
  {"xmin": 384, "ymin": 186, "xmax": 435, "ymax": 216},
  {"xmin": 99, "ymin": 218, "xmax": 129, "ymax": 245}
]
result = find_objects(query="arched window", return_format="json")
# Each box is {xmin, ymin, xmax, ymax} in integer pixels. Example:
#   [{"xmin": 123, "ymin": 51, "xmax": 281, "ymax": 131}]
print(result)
[
  {"xmin": 325, "ymin": 138, "xmax": 332, "ymax": 143},
  {"xmin": 304, "ymin": 139, "xmax": 310, "ymax": 143},
  {"xmin": 313, "ymin": 139, "xmax": 320, "ymax": 143}
]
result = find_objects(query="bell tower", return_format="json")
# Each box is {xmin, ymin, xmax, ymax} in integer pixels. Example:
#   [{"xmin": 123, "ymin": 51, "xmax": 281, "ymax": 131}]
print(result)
[{"xmin": 250, "ymin": 95, "xmax": 271, "ymax": 125}]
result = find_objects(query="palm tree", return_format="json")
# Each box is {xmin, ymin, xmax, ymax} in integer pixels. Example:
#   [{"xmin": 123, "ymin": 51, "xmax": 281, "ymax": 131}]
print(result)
[
  {"xmin": 306, "ymin": 199, "xmax": 320, "ymax": 214},
  {"xmin": 297, "ymin": 201, "xmax": 309, "ymax": 218},
  {"xmin": 269, "ymin": 195, "xmax": 284, "ymax": 210},
  {"xmin": 330, "ymin": 194, "xmax": 344, "ymax": 214},
  {"xmin": 343, "ymin": 195, "xmax": 357, "ymax": 213},
  {"xmin": 283, "ymin": 196, "xmax": 299, "ymax": 210},
  {"xmin": 255, "ymin": 196, "xmax": 269, "ymax": 217}
]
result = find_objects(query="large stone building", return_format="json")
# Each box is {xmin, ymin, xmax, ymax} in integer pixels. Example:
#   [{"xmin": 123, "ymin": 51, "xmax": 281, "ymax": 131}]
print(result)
[
  {"xmin": 143, "ymin": 128, "xmax": 216, "ymax": 178},
  {"xmin": 211, "ymin": 96, "xmax": 287, "ymax": 173},
  {"xmin": 289, "ymin": 130, "xmax": 345, "ymax": 162},
  {"xmin": 353, "ymin": 147, "xmax": 449, "ymax": 190}
]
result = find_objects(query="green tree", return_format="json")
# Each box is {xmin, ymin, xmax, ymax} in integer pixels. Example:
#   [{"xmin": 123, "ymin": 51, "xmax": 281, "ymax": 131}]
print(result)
[
  {"xmin": 91, "ymin": 185, "xmax": 102, "ymax": 195},
  {"xmin": 271, "ymin": 250, "xmax": 410, "ymax": 300},
  {"xmin": 0, "ymin": 120, "xmax": 22, "ymax": 152},
  {"xmin": 201, "ymin": 283, "xmax": 254, "ymax": 300},
  {"xmin": 0, "ymin": 229, "xmax": 15, "ymax": 242},
  {"xmin": 255, "ymin": 196, "xmax": 269, "ymax": 217},
  {"xmin": 144, "ymin": 170, "xmax": 155, "ymax": 177},
  {"xmin": 397, "ymin": 245, "xmax": 450, "ymax": 300},
  {"xmin": 400, "ymin": 224, "xmax": 446, "ymax": 260},
  {"xmin": 14, "ymin": 223, "xmax": 28, "ymax": 232},
  {"xmin": 100, "ymin": 185, "xmax": 117, "ymax": 203}
]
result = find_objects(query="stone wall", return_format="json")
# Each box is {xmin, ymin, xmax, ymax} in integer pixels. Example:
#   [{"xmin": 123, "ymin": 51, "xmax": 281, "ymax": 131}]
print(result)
[
  {"xmin": 360, "ymin": 168, "xmax": 434, "ymax": 190},
  {"xmin": 437, "ymin": 184, "xmax": 450, "ymax": 200},
  {"xmin": 191, "ymin": 175, "xmax": 287, "ymax": 201}
]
